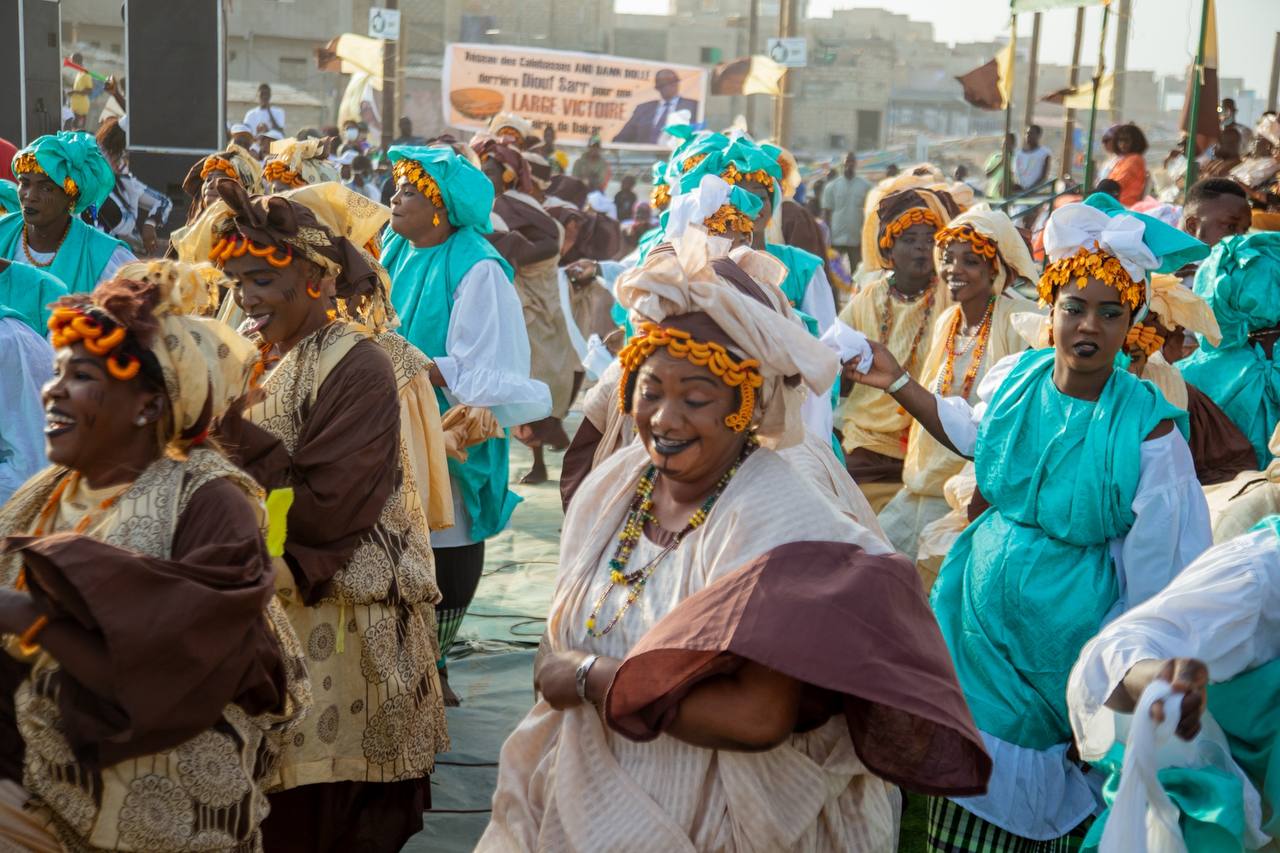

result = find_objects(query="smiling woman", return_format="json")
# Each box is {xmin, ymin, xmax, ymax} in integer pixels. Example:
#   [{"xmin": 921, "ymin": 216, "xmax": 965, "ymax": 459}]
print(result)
[
  {"xmin": 845, "ymin": 195, "xmax": 1215, "ymax": 851},
  {"xmin": 876, "ymin": 209, "xmax": 1038, "ymax": 574},
  {"xmin": 479, "ymin": 234, "xmax": 990, "ymax": 852},
  {"xmin": 198, "ymin": 180, "xmax": 450, "ymax": 853},
  {"xmin": 0, "ymin": 260, "xmax": 308, "ymax": 852}
]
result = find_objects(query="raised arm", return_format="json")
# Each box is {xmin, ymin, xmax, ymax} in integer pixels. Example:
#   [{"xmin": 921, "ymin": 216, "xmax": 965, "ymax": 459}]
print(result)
[{"xmin": 844, "ymin": 339, "xmax": 968, "ymax": 458}]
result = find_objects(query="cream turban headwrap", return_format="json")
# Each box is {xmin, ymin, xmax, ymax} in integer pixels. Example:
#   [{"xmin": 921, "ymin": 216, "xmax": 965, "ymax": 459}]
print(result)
[
  {"xmin": 263, "ymin": 137, "xmax": 341, "ymax": 189},
  {"xmin": 934, "ymin": 207, "xmax": 1037, "ymax": 295},
  {"xmin": 1147, "ymin": 273, "xmax": 1221, "ymax": 345},
  {"xmin": 616, "ymin": 230, "xmax": 839, "ymax": 448},
  {"xmin": 113, "ymin": 260, "xmax": 259, "ymax": 445}
]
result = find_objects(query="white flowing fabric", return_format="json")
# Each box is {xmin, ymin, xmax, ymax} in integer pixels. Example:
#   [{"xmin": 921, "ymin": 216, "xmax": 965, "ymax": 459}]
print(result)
[
  {"xmin": 479, "ymin": 443, "xmax": 899, "ymax": 852},
  {"xmin": 430, "ymin": 256, "xmax": 552, "ymax": 548},
  {"xmin": 1069, "ymin": 525, "xmax": 1280, "ymax": 850},
  {"xmin": 1097, "ymin": 681, "xmax": 1188, "ymax": 853}
]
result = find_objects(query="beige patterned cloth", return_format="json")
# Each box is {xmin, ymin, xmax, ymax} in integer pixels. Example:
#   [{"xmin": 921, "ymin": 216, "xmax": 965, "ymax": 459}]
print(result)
[
  {"xmin": 263, "ymin": 139, "xmax": 341, "ymax": 191},
  {"xmin": 248, "ymin": 322, "xmax": 449, "ymax": 790},
  {"xmin": 1205, "ymin": 423, "xmax": 1280, "ymax": 542},
  {"xmin": 0, "ymin": 450, "xmax": 310, "ymax": 853},
  {"xmin": 479, "ymin": 442, "xmax": 899, "ymax": 852}
]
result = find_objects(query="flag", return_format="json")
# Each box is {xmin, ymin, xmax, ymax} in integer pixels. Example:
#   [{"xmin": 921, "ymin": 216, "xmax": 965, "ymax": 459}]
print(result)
[
  {"xmin": 316, "ymin": 33, "xmax": 384, "ymax": 80},
  {"xmin": 1179, "ymin": 0, "xmax": 1219, "ymax": 149},
  {"xmin": 1041, "ymin": 74, "xmax": 1114, "ymax": 110},
  {"xmin": 955, "ymin": 38, "xmax": 1014, "ymax": 111},
  {"xmin": 710, "ymin": 55, "xmax": 787, "ymax": 97},
  {"xmin": 1012, "ymin": 0, "xmax": 1107, "ymax": 11}
]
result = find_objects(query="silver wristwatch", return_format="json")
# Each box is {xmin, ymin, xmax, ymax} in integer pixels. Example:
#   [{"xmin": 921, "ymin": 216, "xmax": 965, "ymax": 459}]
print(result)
[{"xmin": 575, "ymin": 654, "xmax": 600, "ymax": 703}]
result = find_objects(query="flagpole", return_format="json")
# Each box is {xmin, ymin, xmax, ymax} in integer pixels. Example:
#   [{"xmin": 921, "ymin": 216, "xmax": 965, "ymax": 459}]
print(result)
[
  {"xmin": 1062, "ymin": 6, "xmax": 1086, "ymax": 180},
  {"xmin": 1001, "ymin": 10, "xmax": 1018, "ymax": 199},
  {"xmin": 1184, "ymin": 0, "xmax": 1212, "ymax": 202},
  {"xmin": 1082, "ymin": 2, "xmax": 1110, "ymax": 191}
]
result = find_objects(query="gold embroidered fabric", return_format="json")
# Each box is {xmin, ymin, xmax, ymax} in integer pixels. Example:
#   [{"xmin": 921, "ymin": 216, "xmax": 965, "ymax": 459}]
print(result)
[
  {"xmin": 0, "ymin": 450, "xmax": 310, "ymax": 853},
  {"xmin": 247, "ymin": 322, "xmax": 449, "ymax": 790}
]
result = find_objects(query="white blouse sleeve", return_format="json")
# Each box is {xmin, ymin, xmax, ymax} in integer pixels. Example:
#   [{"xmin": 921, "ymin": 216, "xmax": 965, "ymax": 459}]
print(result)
[
  {"xmin": 1108, "ymin": 429, "xmax": 1212, "ymax": 615},
  {"xmin": 1069, "ymin": 527, "xmax": 1280, "ymax": 760},
  {"xmin": 799, "ymin": 268, "xmax": 837, "ymax": 336},
  {"xmin": 934, "ymin": 352, "xmax": 1020, "ymax": 457},
  {"xmin": 435, "ymin": 259, "xmax": 552, "ymax": 427},
  {"xmin": 99, "ymin": 245, "xmax": 138, "ymax": 283}
]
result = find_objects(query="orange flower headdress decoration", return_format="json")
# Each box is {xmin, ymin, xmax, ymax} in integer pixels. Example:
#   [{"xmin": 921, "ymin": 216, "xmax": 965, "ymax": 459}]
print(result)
[
  {"xmin": 392, "ymin": 158, "xmax": 445, "ymax": 208},
  {"xmin": 935, "ymin": 224, "xmax": 998, "ymax": 262},
  {"xmin": 1038, "ymin": 244, "xmax": 1144, "ymax": 312},
  {"xmin": 617, "ymin": 322, "xmax": 764, "ymax": 432},
  {"xmin": 14, "ymin": 151, "xmax": 78, "ymax": 199}
]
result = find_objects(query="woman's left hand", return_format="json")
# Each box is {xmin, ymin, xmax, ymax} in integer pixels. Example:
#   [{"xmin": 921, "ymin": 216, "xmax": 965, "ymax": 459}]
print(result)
[
  {"xmin": 535, "ymin": 650, "xmax": 620, "ymax": 710},
  {"xmin": 535, "ymin": 650, "xmax": 589, "ymax": 709}
]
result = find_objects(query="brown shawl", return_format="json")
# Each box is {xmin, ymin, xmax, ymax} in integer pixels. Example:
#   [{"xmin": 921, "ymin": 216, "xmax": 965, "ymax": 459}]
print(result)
[{"xmin": 606, "ymin": 539, "xmax": 991, "ymax": 797}]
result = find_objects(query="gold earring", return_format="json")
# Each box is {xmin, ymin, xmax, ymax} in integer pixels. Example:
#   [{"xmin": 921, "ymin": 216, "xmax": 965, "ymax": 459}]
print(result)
[{"xmin": 432, "ymin": 213, "xmax": 441, "ymax": 227}]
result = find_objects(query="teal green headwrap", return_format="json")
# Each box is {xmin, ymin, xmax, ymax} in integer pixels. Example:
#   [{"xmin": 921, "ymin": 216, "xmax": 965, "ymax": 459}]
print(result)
[
  {"xmin": 0, "ymin": 180, "xmax": 17, "ymax": 216},
  {"xmin": 1191, "ymin": 232, "xmax": 1280, "ymax": 350},
  {"xmin": 673, "ymin": 133, "xmax": 784, "ymax": 211},
  {"xmin": 1082, "ymin": 192, "xmax": 1209, "ymax": 275},
  {"xmin": 387, "ymin": 145, "xmax": 495, "ymax": 232},
  {"xmin": 12, "ymin": 131, "xmax": 114, "ymax": 213}
]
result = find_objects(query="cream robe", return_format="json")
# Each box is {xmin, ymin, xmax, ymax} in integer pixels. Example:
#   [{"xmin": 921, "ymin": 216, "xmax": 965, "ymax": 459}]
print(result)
[
  {"xmin": 479, "ymin": 444, "xmax": 899, "ymax": 852},
  {"xmin": 878, "ymin": 293, "xmax": 1037, "ymax": 556},
  {"xmin": 837, "ymin": 272, "xmax": 951, "ymax": 459}
]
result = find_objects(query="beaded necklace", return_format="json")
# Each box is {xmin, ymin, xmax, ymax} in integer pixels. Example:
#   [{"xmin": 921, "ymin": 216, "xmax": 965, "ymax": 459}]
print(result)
[
  {"xmin": 879, "ymin": 277, "xmax": 936, "ymax": 373},
  {"xmin": 21, "ymin": 218, "xmax": 73, "ymax": 269},
  {"xmin": 934, "ymin": 297, "xmax": 996, "ymax": 399},
  {"xmin": 585, "ymin": 437, "xmax": 758, "ymax": 638}
]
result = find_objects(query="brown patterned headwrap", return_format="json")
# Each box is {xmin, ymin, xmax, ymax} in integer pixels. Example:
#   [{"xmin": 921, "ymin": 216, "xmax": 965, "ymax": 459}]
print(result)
[
  {"xmin": 212, "ymin": 178, "xmax": 380, "ymax": 306},
  {"xmin": 471, "ymin": 137, "xmax": 532, "ymax": 194}
]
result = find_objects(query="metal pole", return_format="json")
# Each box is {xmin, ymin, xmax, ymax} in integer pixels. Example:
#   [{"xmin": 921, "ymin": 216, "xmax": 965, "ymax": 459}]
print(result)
[
  {"xmin": 1082, "ymin": 3, "xmax": 1110, "ymax": 191},
  {"xmin": 1062, "ymin": 6, "xmax": 1085, "ymax": 179},
  {"xmin": 1113, "ymin": 0, "xmax": 1132, "ymax": 119},
  {"xmin": 772, "ymin": 0, "xmax": 796, "ymax": 146},
  {"xmin": 1268, "ymin": 31, "xmax": 1280, "ymax": 112},
  {"xmin": 380, "ymin": 0, "xmax": 398, "ymax": 150},
  {"xmin": 1183, "ymin": 0, "xmax": 1212, "ymax": 200},
  {"xmin": 1023, "ymin": 12, "xmax": 1041, "ymax": 130},
  {"xmin": 1001, "ymin": 13, "xmax": 1017, "ymax": 199},
  {"xmin": 746, "ymin": 0, "xmax": 759, "ymax": 133}
]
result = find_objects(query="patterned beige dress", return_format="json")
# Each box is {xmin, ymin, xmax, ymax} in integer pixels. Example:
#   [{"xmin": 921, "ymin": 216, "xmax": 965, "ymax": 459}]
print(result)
[
  {"xmin": 0, "ymin": 449, "xmax": 310, "ymax": 852},
  {"xmin": 236, "ymin": 322, "xmax": 448, "ymax": 791}
]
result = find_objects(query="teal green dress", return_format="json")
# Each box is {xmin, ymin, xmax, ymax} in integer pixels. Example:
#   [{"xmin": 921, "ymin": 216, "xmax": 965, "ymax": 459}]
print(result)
[
  {"xmin": 0, "ymin": 213, "xmax": 125, "ymax": 295},
  {"xmin": 382, "ymin": 226, "xmax": 520, "ymax": 542},
  {"xmin": 0, "ymin": 260, "xmax": 67, "ymax": 334},
  {"xmin": 934, "ymin": 348, "xmax": 1188, "ymax": 751},
  {"xmin": 1180, "ymin": 233, "xmax": 1280, "ymax": 468}
]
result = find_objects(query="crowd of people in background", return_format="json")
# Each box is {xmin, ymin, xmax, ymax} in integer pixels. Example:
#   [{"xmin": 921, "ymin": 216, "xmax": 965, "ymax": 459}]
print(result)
[{"xmin": 2, "ymin": 67, "xmax": 1280, "ymax": 852}]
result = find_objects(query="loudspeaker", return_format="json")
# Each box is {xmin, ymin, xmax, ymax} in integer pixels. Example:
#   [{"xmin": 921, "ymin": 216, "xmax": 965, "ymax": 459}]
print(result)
[
  {"xmin": 0, "ymin": 0, "xmax": 63, "ymax": 145},
  {"xmin": 125, "ymin": 0, "xmax": 224, "ymax": 156}
]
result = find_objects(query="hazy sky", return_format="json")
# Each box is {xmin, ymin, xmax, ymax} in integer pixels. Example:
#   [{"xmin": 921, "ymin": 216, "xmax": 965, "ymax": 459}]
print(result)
[{"xmin": 615, "ymin": 0, "xmax": 1280, "ymax": 95}]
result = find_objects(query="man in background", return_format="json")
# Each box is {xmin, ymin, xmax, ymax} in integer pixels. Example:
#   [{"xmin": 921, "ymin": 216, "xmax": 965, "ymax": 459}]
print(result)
[
  {"xmin": 244, "ymin": 83, "xmax": 286, "ymax": 136},
  {"xmin": 614, "ymin": 174, "xmax": 638, "ymax": 222},
  {"xmin": 611, "ymin": 69, "xmax": 698, "ymax": 145},
  {"xmin": 572, "ymin": 135, "xmax": 611, "ymax": 192},
  {"xmin": 1013, "ymin": 124, "xmax": 1051, "ymax": 191},
  {"xmin": 68, "ymin": 53, "xmax": 93, "ymax": 130},
  {"xmin": 821, "ymin": 152, "xmax": 871, "ymax": 275},
  {"xmin": 392, "ymin": 116, "xmax": 425, "ymax": 147}
]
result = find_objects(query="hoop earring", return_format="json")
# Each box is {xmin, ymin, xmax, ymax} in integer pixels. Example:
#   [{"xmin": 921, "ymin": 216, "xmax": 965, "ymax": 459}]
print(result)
[{"xmin": 306, "ymin": 282, "xmax": 322, "ymax": 299}]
